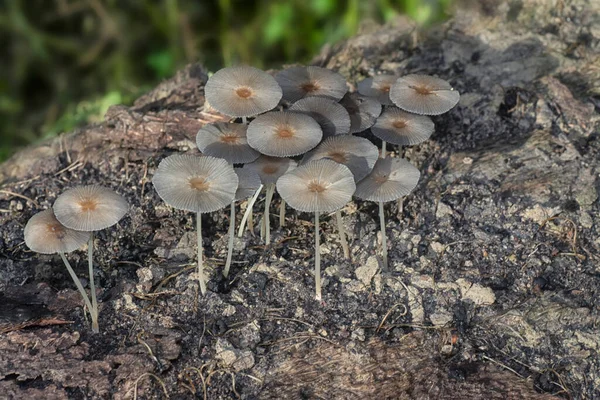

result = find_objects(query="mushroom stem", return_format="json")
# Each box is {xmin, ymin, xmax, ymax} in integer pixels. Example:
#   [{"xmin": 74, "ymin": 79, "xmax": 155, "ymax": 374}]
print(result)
[
  {"xmin": 59, "ymin": 252, "xmax": 97, "ymax": 333},
  {"xmin": 197, "ymin": 212, "xmax": 207, "ymax": 296},
  {"xmin": 279, "ymin": 200, "xmax": 286, "ymax": 228},
  {"xmin": 238, "ymin": 184, "xmax": 263, "ymax": 237},
  {"xmin": 224, "ymin": 201, "xmax": 235, "ymax": 278},
  {"xmin": 381, "ymin": 140, "xmax": 387, "ymax": 158},
  {"xmin": 335, "ymin": 210, "xmax": 350, "ymax": 259},
  {"xmin": 242, "ymin": 116, "xmax": 248, "ymax": 125},
  {"xmin": 264, "ymin": 184, "xmax": 275, "ymax": 245},
  {"xmin": 397, "ymin": 197, "xmax": 404, "ymax": 219},
  {"xmin": 248, "ymin": 207, "xmax": 254, "ymax": 234},
  {"xmin": 379, "ymin": 201, "xmax": 388, "ymax": 271},
  {"xmin": 314, "ymin": 211, "xmax": 321, "ymax": 301},
  {"xmin": 87, "ymin": 232, "xmax": 99, "ymax": 331}
]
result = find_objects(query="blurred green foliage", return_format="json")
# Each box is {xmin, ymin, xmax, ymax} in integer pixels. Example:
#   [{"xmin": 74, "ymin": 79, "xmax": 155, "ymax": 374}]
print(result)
[{"xmin": 0, "ymin": 0, "xmax": 451, "ymax": 162}]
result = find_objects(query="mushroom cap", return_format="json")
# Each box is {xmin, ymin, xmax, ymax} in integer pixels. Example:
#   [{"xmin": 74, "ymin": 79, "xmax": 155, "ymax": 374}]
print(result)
[
  {"xmin": 275, "ymin": 66, "xmax": 347, "ymax": 102},
  {"xmin": 152, "ymin": 154, "xmax": 238, "ymax": 213},
  {"xmin": 357, "ymin": 75, "xmax": 397, "ymax": 106},
  {"xmin": 53, "ymin": 185, "xmax": 128, "ymax": 232},
  {"xmin": 234, "ymin": 168, "xmax": 262, "ymax": 201},
  {"xmin": 196, "ymin": 122, "xmax": 260, "ymax": 164},
  {"xmin": 244, "ymin": 155, "xmax": 297, "ymax": 185},
  {"xmin": 302, "ymin": 135, "xmax": 379, "ymax": 182},
  {"xmin": 354, "ymin": 157, "xmax": 420, "ymax": 203},
  {"xmin": 246, "ymin": 111, "xmax": 323, "ymax": 157},
  {"xmin": 290, "ymin": 97, "xmax": 351, "ymax": 137},
  {"xmin": 24, "ymin": 209, "xmax": 91, "ymax": 254},
  {"xmin": 389, "ymin": 74, "xmax": 460, "ymax": 115},
  {"xmin": 277, "ymin": 159, "xmax": 356, "ymax": 213},
  {"xmin": 205, "ymin": 65, "xmax": 283, "ymax": 117},
  {"xmin": 340, "ymin": 93, "xmax": 382, "ymax": 134},
  {"xmin": 371, "ymin": 107, "xmax": 435, "ymax": 146}
]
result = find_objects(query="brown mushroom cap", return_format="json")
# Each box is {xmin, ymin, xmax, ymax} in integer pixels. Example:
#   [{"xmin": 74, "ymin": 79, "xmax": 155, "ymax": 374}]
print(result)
[
  {"xmin": 196, "ymin": 122, "xmax": 260, "ymax": 164},
  {"xmin": 371, "ymin": 107, "xmax": 435, "ymax": 146},
  {"xmin": 302, "ymin": 135, "xmax": 379, "ymax": 182},
  {"xmin": 152, "ymin": 154, "xmax": 238, "ymax": 213},
  {"xmin": 275, "ymin": 66, "xmax": 348, "ymax": 102},
  {"xmin": 205, "ymin": 65, "xmax": 283, "ymax": 117},
  {"xmin": 389, "ymin": 74, "xmax": 460, "ymax": 115},
  {"xmin": 234, "ymin": 168, "xmax": 262, "ymax": 201},
  {"xmin": 290, "ymin": 97, "xmax": 351, "ymax": 137},
  {"xmin": 340, "ymin": 93, "xmax": 382, "ymax": 134},
  {"xmin": 354, "ymin": 157, "xmax": 420, "ymax": 203},
  {"xmin": 276, "ymin": 159, "xmax": 356, "ymax": 213},
  {"xmin": 244, "ymin": 155, "xmax": 297, "ymax": 185},
  {"xmin": 246, "ymin": 111, "xmax": 323, "ymax": 157},
  {"xmin": 53, "ymin": 185, "xmax": 128, "ymax": 232},
  {"xmin": 357, "ymin": 75, "xmax": 397, "ymax": 106},
  {"xmin": 24, "ymin": 209, "xmax": 91, "ymax": 254}
]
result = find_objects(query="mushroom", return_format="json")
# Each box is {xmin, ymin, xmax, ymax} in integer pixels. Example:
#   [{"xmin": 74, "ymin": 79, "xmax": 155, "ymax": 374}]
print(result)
[
  {"xmin": 290, "ymin": 97, "xmax": 351, "ymax": 137},
  {"xmin": 24, "ymin": 209, "xmax": 94, "ymax": 331},
  {"xmin": 246, "ymin": 111, "xmax": 323, "ymax": 157},
  {"xmin": 275, "ymin": 66, "xmax": 347, "ymax": 103},
  {"xmin": 371, "ymin": 106, "xmax": 434, "ymax": 156},
  {"xmin": 223, "ymin": 168, "xmax": 262, "ymax": 278},
  {"xmin": 339, "ymin": 92, "xmax": 382, "ymax": 134},
  {"xmin": 354, "ymin": 157, "xmax": 420, "ymax": 270},
  {"xmin": 196, "ymin": 122, "xmax": 260, "ymax": 164},
  {"xmin": 357, "ymin": 74, "xmax": 397, "ymax": 106},
  {"xmin": 389, "ymin": 74, "xmax": 460, "ymax": 115},
  {"xmin": 152, "ymin": 154, "xmax": 238, "ymax": 295},
  {"xmin": 204, "ymin": 65, "xmax": 283, "ymax": 122},
  {"xmin": 241, "ymin": 155, "xmax": 297, "ymax": 244},
  {"xmin": 277, "ymin": 159, "xmax": 355, "ymax": 300},
  {"xmin": 53, "ymin": 185, "xmax": 128, "ymax": 333}
]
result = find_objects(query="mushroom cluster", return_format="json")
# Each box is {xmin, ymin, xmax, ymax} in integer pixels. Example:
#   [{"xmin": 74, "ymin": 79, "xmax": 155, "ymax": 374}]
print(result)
[{"xmin": 151, "ymin": 65, "xmax": 459, "ymax": 300}]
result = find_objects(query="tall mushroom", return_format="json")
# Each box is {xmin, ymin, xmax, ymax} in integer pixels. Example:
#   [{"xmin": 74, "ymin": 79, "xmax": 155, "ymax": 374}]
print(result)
[
  {"xmin": 277, "ymin": 159, "xmax": 355, "ymax": 300},
  {"xmin": 152, "ymin": 154, "xmax": 238, "ymax": 295},
  {"xmin": 389, "ymin": 74, "xmax": 460, "ymax": 116},
  {"xmin": 53, "ymin": 185, "xmax": 128, "ymax": 333}
]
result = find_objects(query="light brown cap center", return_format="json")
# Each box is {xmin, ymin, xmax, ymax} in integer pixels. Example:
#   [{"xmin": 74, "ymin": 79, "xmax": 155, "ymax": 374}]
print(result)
[
  {"xmin": 380, "ymin": 84, "xmax": 391, "ymax": 93},
  {"xmin": 301, "ymin": 81, "xmax": 320, "ymax": 93},
  {"xmin": 276, "ymin": 127, "xmax": 295, "ymax": 139},
  {"xmin": 374, "ymin": 174, "xmax": 389, "ymax": 184},
  {"xmin": 189, "ymin": 177, "xmax": 210, "ymax": 191},
  {"xmin": 262, "ymin": 165, "xmax": 278, "ymax": 175},
  {"xmin": 220, "ymin": 134, "xmax": 240, "ymax": 144},
  {"xmin": 236, "ymin": 87, "xmax": 253, "ymax": 99},
  {"xmin": 46, "ymin": 223, "xmax": 66, "ymax": 239},
  {"xmin": 392, "ymin": 119, "xmax": 407, "ymax": 129},
  {"xmin": 79, "ymin": 198, "xmax": 98, "ymax": 212},
  {"xmin": 308, "ymin": 181, "xmax": 326, "ymax": 193},
  {"xmin": 412, "ymin": 85, "xmax": 433, "ymax": 95},
  {"xmin": 328, "ymin": 151, "xmax": 348, "ymax": 164}
]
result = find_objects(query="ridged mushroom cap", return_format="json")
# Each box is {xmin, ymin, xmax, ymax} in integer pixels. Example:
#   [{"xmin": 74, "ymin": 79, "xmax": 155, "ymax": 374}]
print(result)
[
  {"xmin": 302, "ymin": 135, "xmax": 379, "ymax": 182},
  {"xmin": 290, "ymin": 97, "xmax": 351, "ymax": 137},
  {"xmin": 277, "ymin": 159, "xmax": 356, "ymax": 213},
  {"xmin": 247, "ymin": 111, "xmax": 322, "ymax": 157},
  {"xmin": 389, "ymin": 74, "xmax": 460, "ymax": 115},
  {"xmin": 234, "ymin": 168, "xmax": 262, "ymax": 201},
  {"xmin": 205, "ymin": 65, "xmax": 283, "ymax": 117},
  {"xmin": 371, "ymin": 107, "xmax": 435, "ymax": 146},
  {"xmin": 275, "ymin": 66, "xmax": 347, "ymax": 102},
  {"xmin": 53, "ymin": 185, "xmax": 128, "ymax": 232},
  {"xmin": 354, "ymin": 157, "xmax": 420, "ymax": 203},
  {"xmin": 24, "ymin": 209, "xmax": 91, "ymax": 254},
  {"xmin": 357, "ymin": 74, "xmax": 397, "ymax": 106},
  {"xmin": 244, "ymin": 155, "xmax": 297, "ymax": 185},
  {"xmin": 196, "ymin": 122, "xmax": 260, "ymax": 164},
  {"xmin": 152, "ymin": 154, "xmax": 238, "ymax": 213},
  {"xmin": 340, "ymin": 93, "xmax": 382, "ymax": 134}
]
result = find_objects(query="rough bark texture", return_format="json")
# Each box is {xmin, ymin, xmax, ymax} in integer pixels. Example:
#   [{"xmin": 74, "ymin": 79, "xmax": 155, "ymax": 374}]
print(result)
[{"xmin": 1, "ymin": 0, "xmax": 599, "ymax": 398}]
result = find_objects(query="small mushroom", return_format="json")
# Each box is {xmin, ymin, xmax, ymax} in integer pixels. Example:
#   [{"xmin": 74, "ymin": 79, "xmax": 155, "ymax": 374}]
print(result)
[
  {"xmin": 247, "ymin": 111, "xmax": 323, "ymax": 157},
  {"xmin": 354, "ymin": 157, "xmax": 420, "ymax": 270},
  {"xmin": 277, "ymin": 159, "xmax": 355, "ymax": 300},
  {"xmin": 371, "ymin": 106, "xmax": 435, "ymax": 156},
  {"xmin": 357, "ymin": 74, "xmax": 397, "ymax": 106},
  {"xmin": 53, "ymin": 184, "xmax": 128, "ymax": 333},
  {"xmin": 205, "ymin": 65, "xmax": 283, "ymax": 121},
  {"xmin": 24, "ymin": 209, "xmax": 95, "ymax": 331},
  {"xmin": 152, "ymin": 154, "xmax": 238, "ymax": 295},
  {"xmin": 389, "ymin": 74, "xmax": 460, "ymax": 115},
  {"xmin": 196, "ymin": 122, "xmax": 260, "ymax": 164},
  {"xmin": 290, "ymin": 97, "xmax": 351, "ymax": 137},
  {"xmin": 275, "ymin": 66, "xmax": 347, "ymax": 103},
  {"xmin": 339, "ymin": 92, "xmax": 382, "ymax": 134}
]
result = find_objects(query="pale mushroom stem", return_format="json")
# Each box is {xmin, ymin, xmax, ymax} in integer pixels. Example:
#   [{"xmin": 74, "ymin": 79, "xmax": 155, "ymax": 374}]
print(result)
[
  {"xmin": 397, "ymin": 145, "xmax": 403, "ymax": 217},
  {"xmin": 279, "ymin": 200, "xmax": 286, "ymax": 228},
  {"xmin": 224, "ymin": 201, "xmax": 235, "ymax": 278},
  {"xmin": 242, "ymin": 116, "xmax": 248, "ymax": 125},
  {"xmin": 264, "ymin": 184, "xmax": 276, "ymax": 245},
  {"xmin": 87, "ymin": 232, "xmax": 99, "ymax": 331},
  {"xmin": 379, "ymin": 201, "xmax": 388, "ymax": 271},
  {"xmin": 238, "ymin": 185, "xmax": 263, "ymax": 237},
  {"xmin": 248, "ymin": 207, "xmax": 254, "ymax": 233},
  {"xmin": 315, "ymin": 211, "xmax": 322, "ymax": 301},
  {"xmin": 335, "ymin": 210, "xmax": 350, "ymax": 259},
  {"xmin": 59, "ymin": 252, "xmax": 97, "ymax": 333},
  {"xmin": 197, "ymin": 212, "xmax": 207, "ymax": 295},
  {"xmin": 381, "ymin": 141, "xmax": 387, "ymax": 158}
]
